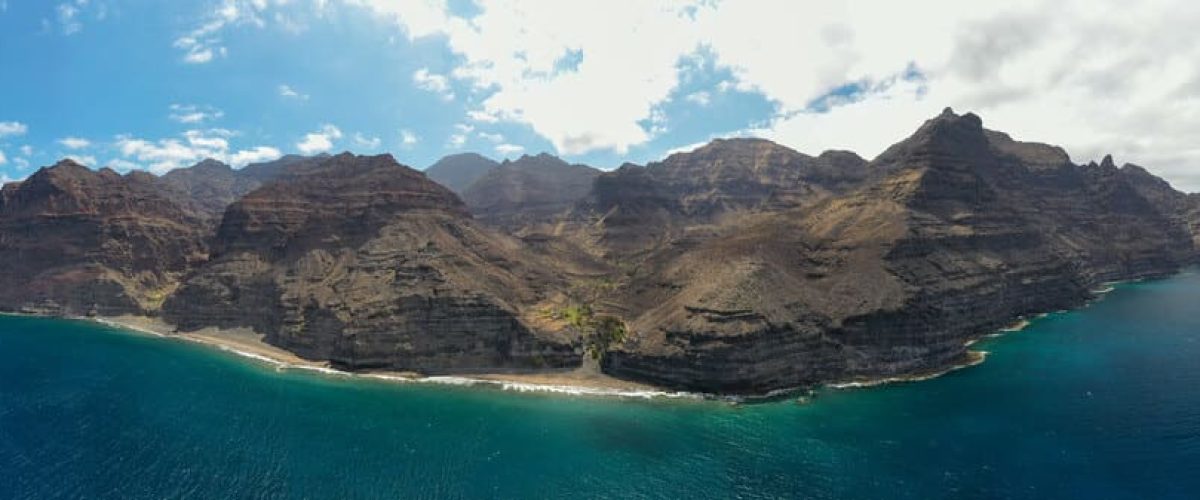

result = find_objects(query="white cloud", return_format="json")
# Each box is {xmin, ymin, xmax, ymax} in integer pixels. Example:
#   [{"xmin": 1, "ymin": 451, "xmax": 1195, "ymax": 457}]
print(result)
[
  {"xmin": 173, "ymin": 0, "xmax": 251, "ymax": 63},
  {"xmin": 400, "ymin": 130, "xmax": 419, "ymax": 148},
  {"xmin": 447, "ymin": 134, "xmax": 467, "ymax": 149},
  {"xmin": 279, "ymin": 84, "xmax": 309, "ymax": 100},
  {"xmin": 229, "ymin": 146, "xmax": 282, "ymax": 166},
  {"xmin": 56, "ymin": 2, "xmax": 82, "ymax": 35},
  {"xmin": 19, "ymin": 145, "xmax": 33, "ymax": 156},
  {"xmin": 116, "ymin": 129, "xmax": 281, "ymax": 173},
  {"xmin": 169, "ymin": 104, "xmax": 224, "ymax": 124},
  {"xmin": 684, "ymin": 91, "xmax": 711, "ymax": 106},
  {"xmin": 0, "ymin": 121, "xmax": 27, "ymax": 137},
  {"xmin": 296, "ymin": 124, "xmax": 343, "ymax": 154},
  {"xmin": 66, "ymin": 154, "xmax": 98, "ymax": 166},
  {"xmin": 412, "ymin": 68, "xmax": 455, "ymax": 100},
  {"xmin": 353, "ymin": 133, "xmax": 382, "ymax": 150},
  {"xmin": 478, "ymin": 132, "xmax": 504, "ymax": 143},
  {"xmin": 0, "ymin": 150, "xmax": 6, "ymax": 165},
  {"xmin": 57, "ymin": 137, "xmax": 91, "ymax": 149},
  {"xmin": 180, "ymin": 0, "xmax": 1200, "ymax": 190},
  {"xmin": 106, "ymin": 158, "xmax": 142, "ymax": 171},
  {"xmin": 494, "ymin": 143, "xmax": 524, "ymax": 156}
]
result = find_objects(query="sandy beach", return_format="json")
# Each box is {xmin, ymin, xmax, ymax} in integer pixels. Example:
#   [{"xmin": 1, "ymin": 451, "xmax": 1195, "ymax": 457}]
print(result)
[{"xmin": 93, "ymin": 315, "xmax": 686, "ymax": 399}]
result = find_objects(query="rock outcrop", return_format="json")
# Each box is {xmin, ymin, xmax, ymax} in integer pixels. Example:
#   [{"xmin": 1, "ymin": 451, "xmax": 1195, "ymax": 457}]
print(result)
[
  {"xmin": 0, "ymin": 160, "xmax": 208, "ymax": 315},
  {"xmin": 163, "ymin": 153, "xmax": 581, "ymax": 373}
]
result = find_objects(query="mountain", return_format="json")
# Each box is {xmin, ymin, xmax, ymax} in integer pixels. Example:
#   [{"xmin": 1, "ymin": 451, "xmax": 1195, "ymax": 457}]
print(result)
[
  {"xmin": 461, "ymin": 153, "xmax": 601, "ymax": 228},
  {"xmin": 3, "ymin": 109, "xmax": 1197, "ymax": 395},
  {"xmin": 595, "ymin": 109, "xmax": 1197, "ymax": 392},
  {"xmin": 163, "ymin": 153, "xmax": 581, "ymax": 373},
  {"xmin": 425, "ymin": 153, "xmax": 499, "ymax": 194},
  {"xmin": 0, "ymin": 160, "xmax": 208, "ymax": 315},
  {"xmin": 576, "ymin": 139, "xmax": 868, "ymax": 255},
  {"xmin": 159, "ymin": 155, "xmax": 328, "ymax": 222},
  {"xmin": 159, "ymin": 159, "xmax": 261, "ymax": 221}
]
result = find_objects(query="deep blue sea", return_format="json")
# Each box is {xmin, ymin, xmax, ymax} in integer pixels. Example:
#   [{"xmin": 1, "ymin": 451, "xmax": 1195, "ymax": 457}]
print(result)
[{"xmin": 3, "ymin": 272, "xmax": 1200, "ymax": 499}]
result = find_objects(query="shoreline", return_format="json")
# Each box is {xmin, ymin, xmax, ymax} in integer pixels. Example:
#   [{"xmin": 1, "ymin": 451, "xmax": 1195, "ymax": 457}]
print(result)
[
  {"xmin": 87, "ymin": 315, "xmax": 709, "ymax": 401},
  {"xmin": 0, "ymin": 279, "xmax": 1129, "ymax": 402}
]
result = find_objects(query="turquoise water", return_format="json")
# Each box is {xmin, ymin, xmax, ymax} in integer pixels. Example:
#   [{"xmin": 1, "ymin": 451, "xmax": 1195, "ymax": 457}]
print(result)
[{"xmin": 2, "ymin": 273, "xmax": 1200, "ymax": 499}]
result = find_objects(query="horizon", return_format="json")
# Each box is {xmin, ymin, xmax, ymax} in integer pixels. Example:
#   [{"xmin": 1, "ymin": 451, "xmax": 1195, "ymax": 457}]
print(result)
[{"xmin": 2, "ymin": 1, "xmax": 1199, "ymax": 191}]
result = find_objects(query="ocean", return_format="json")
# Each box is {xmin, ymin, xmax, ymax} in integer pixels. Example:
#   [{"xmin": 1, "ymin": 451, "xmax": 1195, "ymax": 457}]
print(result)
[{"xmin": 2, "ymin": 271, "xmax": 1199, "ymax": 499}]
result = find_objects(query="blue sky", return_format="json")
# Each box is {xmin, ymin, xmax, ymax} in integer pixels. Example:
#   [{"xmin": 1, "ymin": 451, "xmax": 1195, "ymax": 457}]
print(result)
[
  {"xmin": 1, "ymin": 1, "xmax": 1198, "ymax": 190},
  {"xmin": 0, "ymin": 0, "xmax": 780, "ymax": 178}
]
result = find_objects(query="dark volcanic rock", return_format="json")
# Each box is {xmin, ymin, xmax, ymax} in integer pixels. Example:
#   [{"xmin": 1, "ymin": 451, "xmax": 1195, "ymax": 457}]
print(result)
[
  {"xmin": 163, "ymin": 153, "xmax": 581, "ymax": 373},
  {"xmin": 576, "ymin": 138, "xmax": 868, "ymax": 255},
  {"xmin": 599, "ymin": 109, "xmax": 1197, "ymax": 393},
  {"xmin": 0, "ymin": 160, "xmax": 208, "ymax": 315},
  {"xmin": 160, "ymin": 159, "xmax": 261, "ymax": 221},
  {"xmin": 5, "ymin": 109, "xmax": 1196, "ymax": 395},
  {"xmin": 425, "ymin": 153, "xmax": 499, "ymax": 194},
  {"xmin": 462, "ymin": 153, "xmax": 600, "ymax": 228}
]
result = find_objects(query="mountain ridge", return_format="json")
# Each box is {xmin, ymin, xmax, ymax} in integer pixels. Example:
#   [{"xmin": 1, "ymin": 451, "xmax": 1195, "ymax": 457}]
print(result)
[{"xmin": 2, "ymin": 109, "xmax": 1197, "ymax": 394}]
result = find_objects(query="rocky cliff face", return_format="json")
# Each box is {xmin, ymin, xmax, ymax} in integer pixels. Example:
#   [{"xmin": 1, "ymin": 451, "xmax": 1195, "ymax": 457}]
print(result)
[
  {"xmin": 597, "ymin": 109, "xmax": 1198, "ymax": 393},
  {"xmin": 462, "ymin": 153, "xmax": 601, "ymax": 228},
  {"xmin": 575, "ymin": 139, "xmax": 868, "ymax": 256},
  {"xmin": 425, "ymin": 153, "xmax": 499, "ymax": 194},
  {"xmin": 0, "ymin": 160, "xmax": 208, "ymax": 315},
  {"xmin": 3, "ymin": 110, "xmax": 1195, "ymax": 394},
  {"xmin": 163, "ymin": 153, "xmax": 581, "ymax": 373}
]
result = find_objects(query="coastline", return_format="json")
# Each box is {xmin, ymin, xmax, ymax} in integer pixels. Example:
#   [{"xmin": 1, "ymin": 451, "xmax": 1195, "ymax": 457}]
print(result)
[
  {"xmin": 89, "ymin": 315, "xmax": 706, "ymax": 401},
  {"xmin": 0, "ymin": 278, "xmax": 1131, "ymax": 402}
]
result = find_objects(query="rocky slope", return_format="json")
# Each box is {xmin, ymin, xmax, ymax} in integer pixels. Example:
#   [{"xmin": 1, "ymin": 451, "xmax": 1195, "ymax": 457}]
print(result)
[
  {"xmin": 158, "ymin": 154, "xmax": 327, "ymax": 221},
  {"xmin": 462, "ymin": 153, "xmax": 601, "ymax": 228},
  {"xmin": 574, "ymin": 139, "xmax": 868, "ymax": 256},
  {"xmin": 0, "ymin": 160, "xmax": 208, "ymax": 315},
  {"xmin": 2, "ymin": 110, "xmax": 1196, "ymax": 395},
  {"xmin": 163, "ymin": 153, "xmax": 582, "ymax": 373},
  {"xmin": 425, "ymin": 153, "xmax": 499, "ymax": 194},
  {"xmin": 594, "ymin": 109, "xmax": 1198, "ymax": 392}
]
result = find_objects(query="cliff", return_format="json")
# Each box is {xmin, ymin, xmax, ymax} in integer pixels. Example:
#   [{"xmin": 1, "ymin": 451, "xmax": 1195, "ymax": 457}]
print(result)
[
  {"xmin": 2, "ymin": 110, "xmax": 1197, "ymax": 395},
  {"xmin": 162, "ymin": 153, "xmax": 582, "ymax": 373},
  {"xmin": 596, "ymin": 109, "xmax": 1198, "ymax": 392},
  {"xmin": 0, "ymin": 160, "xmax": 208, "ymax": 315}
]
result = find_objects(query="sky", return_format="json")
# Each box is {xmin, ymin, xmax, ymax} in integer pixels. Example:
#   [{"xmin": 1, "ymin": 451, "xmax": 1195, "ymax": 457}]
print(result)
[{"xmin": 1, "ymin": 0, "xmax": 1199, "ymax": 190}]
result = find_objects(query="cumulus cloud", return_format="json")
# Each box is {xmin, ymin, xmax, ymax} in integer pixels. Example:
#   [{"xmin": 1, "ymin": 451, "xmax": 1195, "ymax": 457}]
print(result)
[
  {"xmin": 65, "ymin": 154, "xmax": 98, "ymax": 166},
  {"xmin": 353, "ymin": 133, "xmax": 382, "ymax": 150},
  {"xmin": 169, "ymin": 104, "xmax": 224, "ymax": 124},
  {"xmin": 412, "ymin": 68, "xmax": 454, "ymax": 100},
  {"xmin": 279, "ymin": 84, "xmax": 309, "ymax": 100},
  {"xmin": 57, "ymin": 137, "xmax": 91, "ymax": 149},
  {"xmin": 494, "ymin": 143, "xmax": 524, "ymax": 156},
  {"xmin": 325, "ymin": 0, "xmax": 1200, "ymax": 188},
  {"xmin": 55, "ymin": 1, "xmax": 85, "ymax": 35},
  {"xmin": 0, "ymin": 121, "xmax": 27, "ymax": 137},
  {"xmin": 177, "ymin": 0, "xmax": 1200, "ymax": 189},
  {"xmin": 399, "ymin": 130, "xmax": 419, "ymax": 149},
  {"xmin": 173, "ymin": 0, "xmax": 252, "ymax": 63},
  {"xmin": 296, "ymin": 124, "xmax": 343, "ymax": 154},
  {"xmin": 0, "ymin": 150, "xmax": 6, "ymax": 165},
  {"xmin": 116, "ymin": 128, "xmax": 281, "ymax": 173}
]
